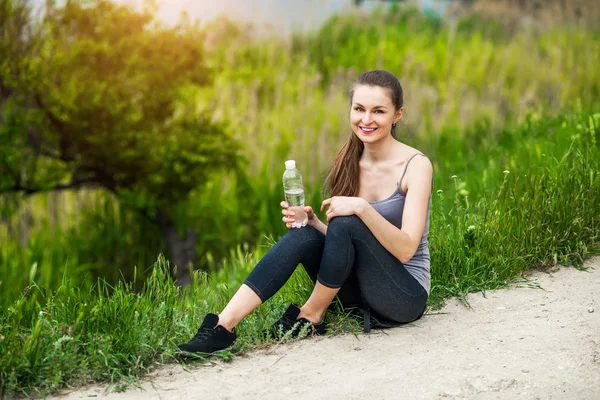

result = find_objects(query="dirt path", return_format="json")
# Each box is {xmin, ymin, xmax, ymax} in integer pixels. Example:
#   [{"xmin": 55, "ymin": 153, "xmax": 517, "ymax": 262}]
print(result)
[{"xmin": 55, "ymin": 258, "xmax": 600, "ymax": 400}]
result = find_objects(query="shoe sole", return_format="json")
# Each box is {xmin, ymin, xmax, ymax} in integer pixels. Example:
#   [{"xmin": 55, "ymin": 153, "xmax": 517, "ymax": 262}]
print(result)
[
  {"xmin": 175, "ymin": 341, "xmax": 237, "ymax": 360},
  {"xmin": 175, "ymin": 350, "xmax": 211, "ymax": 360},
  {"xmin": 175, "ymin": 348, "xmax": 234, "ymax": 360}
]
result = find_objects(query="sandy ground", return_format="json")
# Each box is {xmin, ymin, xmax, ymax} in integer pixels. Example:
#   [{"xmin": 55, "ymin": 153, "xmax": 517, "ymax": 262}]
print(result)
[{"xmin": 54, "ymin": 258, "xmax": 600, "ymax": 400}]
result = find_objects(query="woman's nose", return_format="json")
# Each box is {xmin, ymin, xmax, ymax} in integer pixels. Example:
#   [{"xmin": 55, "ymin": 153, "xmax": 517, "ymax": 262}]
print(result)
[{"xmin": 362, "ymin": 112, "xmax": 373, "ymax": 124}]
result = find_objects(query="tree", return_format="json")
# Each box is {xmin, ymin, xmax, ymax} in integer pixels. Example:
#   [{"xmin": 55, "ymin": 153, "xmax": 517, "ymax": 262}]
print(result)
[{"xmin": 0, "ymin": 0, "xmax": 245, "ymax": 285}]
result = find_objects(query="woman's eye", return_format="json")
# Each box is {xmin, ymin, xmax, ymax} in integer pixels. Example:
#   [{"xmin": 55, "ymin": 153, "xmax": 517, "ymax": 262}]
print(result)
[{"xmin": 353, "ymin": 107, "xmax": 384, "ymax": 113}]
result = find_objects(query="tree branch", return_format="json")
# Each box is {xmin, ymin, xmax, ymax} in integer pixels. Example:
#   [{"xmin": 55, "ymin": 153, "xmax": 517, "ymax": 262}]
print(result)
[{"xmin": 3, "ymin": 177, "xmax": 103, "ymax": 196}]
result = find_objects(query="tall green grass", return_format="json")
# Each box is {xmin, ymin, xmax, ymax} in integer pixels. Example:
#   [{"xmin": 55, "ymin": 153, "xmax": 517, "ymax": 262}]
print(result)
[
  {"xmin": 428, "ymin": 108, "xmax": 600, "ymax": 301},
  {"xmin": 0, "ymin": 250, "xmax": 315, "ymax": 397},
  {"xmin": 0, "ymin": 190, "xmax": 164, "ymax": 311},
  {"xmin": 1, "ymin": 107, "xmax": 598, "ymax": 397}
]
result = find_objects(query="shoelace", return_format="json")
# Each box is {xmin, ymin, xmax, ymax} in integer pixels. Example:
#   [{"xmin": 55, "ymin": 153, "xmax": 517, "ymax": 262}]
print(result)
[{"xmin": 191, "ymin": 326, "xmax": 215, "ymax": 342}]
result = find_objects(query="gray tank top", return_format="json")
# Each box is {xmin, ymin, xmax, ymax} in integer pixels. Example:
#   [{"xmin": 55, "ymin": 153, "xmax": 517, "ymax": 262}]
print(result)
[{"xmin": 368, "ymin": 153, "xmax": 431, "ymax": 294}]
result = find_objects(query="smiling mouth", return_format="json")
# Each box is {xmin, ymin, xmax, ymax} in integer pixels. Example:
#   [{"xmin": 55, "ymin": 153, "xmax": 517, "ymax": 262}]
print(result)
[{"xmin": 360, "ymin": 127, "xmax": 378, "ymax": 134}]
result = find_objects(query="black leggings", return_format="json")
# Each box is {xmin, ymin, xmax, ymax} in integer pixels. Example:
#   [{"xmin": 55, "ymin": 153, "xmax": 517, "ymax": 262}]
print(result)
[{"xmin": 244, "ymin": 215, "xmax": 427, "ymax": 323}]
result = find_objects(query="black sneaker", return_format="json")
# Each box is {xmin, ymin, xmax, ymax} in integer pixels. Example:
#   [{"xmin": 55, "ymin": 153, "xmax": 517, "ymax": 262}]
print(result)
[
  {"xmin": 177, "ymin": 314, "xmax": 236, "ymax": 355},
  {"xmin": 266, "ymin": 303, "xmax": 327, "ymax": 339}
]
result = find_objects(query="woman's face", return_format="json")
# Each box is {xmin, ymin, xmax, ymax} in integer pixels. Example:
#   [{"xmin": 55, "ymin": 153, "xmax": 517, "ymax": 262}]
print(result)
[{"xmin": 350, "ymin": 85, "xmax": 402, "ymax": 143}]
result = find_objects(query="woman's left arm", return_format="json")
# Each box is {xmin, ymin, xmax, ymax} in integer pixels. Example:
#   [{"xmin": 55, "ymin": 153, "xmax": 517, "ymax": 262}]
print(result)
[{"xmin": 322, "ymin": 156, "xmax": 433, "ymax": 264}]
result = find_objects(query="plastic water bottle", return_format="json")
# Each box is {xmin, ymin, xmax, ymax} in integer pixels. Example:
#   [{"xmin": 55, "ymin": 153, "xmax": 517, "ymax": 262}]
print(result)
[{"xmin": 283, "ymin": 160, "xmax": 308, "ymax": 228}]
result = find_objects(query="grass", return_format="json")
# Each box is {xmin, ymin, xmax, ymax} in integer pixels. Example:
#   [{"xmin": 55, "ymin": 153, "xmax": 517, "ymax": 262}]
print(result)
[{"xmin": 0, "ymin": 252, "xmax": 325, "ymax": 397}]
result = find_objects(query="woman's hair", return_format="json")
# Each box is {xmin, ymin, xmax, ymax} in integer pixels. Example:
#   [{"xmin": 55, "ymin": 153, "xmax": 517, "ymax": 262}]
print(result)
[{"xmin": 322, "ymin": 70, "xmax": 404, "ymax": 198}]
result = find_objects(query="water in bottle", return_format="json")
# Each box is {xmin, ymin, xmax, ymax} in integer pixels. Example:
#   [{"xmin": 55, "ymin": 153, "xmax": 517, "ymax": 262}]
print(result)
[{"xmin": 283, "ymin": 160, "xmax": 308, "ymax": 228}]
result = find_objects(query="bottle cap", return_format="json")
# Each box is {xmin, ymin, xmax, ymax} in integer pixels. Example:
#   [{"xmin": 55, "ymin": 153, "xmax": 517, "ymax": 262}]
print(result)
[{"xmin": 285, "ymin": 160, "xmax": 296, "ymax": 170}]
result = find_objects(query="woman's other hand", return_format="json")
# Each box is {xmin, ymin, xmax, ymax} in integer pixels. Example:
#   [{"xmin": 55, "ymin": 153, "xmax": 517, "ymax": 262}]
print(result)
[
  {"xmin": 320, "ymin": 196, "xmax": 367, "ymax": 222},
  {"xmin": 304, "ymin": 205, "xmax": 321, "ymax": 228}
]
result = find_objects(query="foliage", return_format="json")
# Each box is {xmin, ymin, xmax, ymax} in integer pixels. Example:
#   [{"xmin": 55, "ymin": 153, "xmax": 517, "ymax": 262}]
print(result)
[
  {"xmin": 0, "ymin": 0, "xmax": 242, "ymax": 212},
  {"xmin": 428, "ymin": 108, "xmax": 600, "ymax": 302}
]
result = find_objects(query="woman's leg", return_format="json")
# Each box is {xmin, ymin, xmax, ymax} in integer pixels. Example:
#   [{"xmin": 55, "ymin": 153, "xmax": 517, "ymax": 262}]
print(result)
[
  {"xmin": 178, "ymin": 226, "xmax": 329, "ymax": 353},
  {"xmin": 217, "ymin": 225, "xmax": 326, "ymax": 331},
  {"xmin": 219, "ymin": 222, "xmax": 364, "ymax": 330},
  {"xmin": 295, "ymin": 215, "xmax": 362, "ymax": 323},
  {"xmin": 348, "ymin": 218, "xmax": 428, "ymax": 323},
  {"xmin": 217, "ymin": 285, "xmax": 262, "ymax": 331},
  {"xmin": 302, "ymin": 252, "xmax": 363, "ymax": 310},
  {"xmin": 302, "ymin": 215, "xmax": 427, "ymax": 324}
]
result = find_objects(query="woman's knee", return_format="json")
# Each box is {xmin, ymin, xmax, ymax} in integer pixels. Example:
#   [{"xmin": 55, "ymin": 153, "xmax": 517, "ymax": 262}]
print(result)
[
  {"xmin": 282, "ymin": 224, "xmax": 324, "ymax": 242},
  {"xmin": 328, "ymin": 215, "xmax": 364, "ymax": 235},
  {"xmin": 275, "ymin": 225, "xmax": 325, "ymax": 252}
]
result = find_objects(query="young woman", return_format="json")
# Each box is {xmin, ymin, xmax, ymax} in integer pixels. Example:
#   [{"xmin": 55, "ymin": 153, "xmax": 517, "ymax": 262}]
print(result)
[{"xmin": 178, "ymin": 70, "xmax": 433, "ymax": 354}]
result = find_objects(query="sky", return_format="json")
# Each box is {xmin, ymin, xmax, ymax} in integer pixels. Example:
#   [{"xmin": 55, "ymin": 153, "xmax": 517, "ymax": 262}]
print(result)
[
  {"xmin": 147, "ymin": 0, "xmax": 350, "ymax": 34},
  {"xmin": 32, "ymin": 0, "xmax": 449, "ymax": 35}
]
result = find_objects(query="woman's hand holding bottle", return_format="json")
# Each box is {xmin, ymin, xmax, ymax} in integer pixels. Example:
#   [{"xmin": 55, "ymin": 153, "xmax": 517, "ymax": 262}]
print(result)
[{"xmin": 281, "ymin": 201, "xmax": 321, "ymax": 229}]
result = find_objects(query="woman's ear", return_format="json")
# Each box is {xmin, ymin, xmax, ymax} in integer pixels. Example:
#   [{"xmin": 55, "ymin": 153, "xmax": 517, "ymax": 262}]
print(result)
[{"xmin": 394, "ymin": 107, "xmax": 404, "ymax": 124}]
